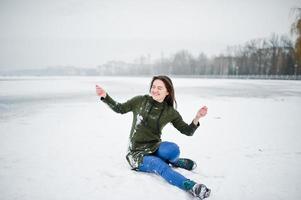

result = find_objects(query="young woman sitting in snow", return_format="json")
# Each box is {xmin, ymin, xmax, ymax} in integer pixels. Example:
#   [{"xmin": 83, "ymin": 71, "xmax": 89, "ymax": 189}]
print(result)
[{"xmin": 96, "ymin": 75, "xmax": 211, "ymax": 199}]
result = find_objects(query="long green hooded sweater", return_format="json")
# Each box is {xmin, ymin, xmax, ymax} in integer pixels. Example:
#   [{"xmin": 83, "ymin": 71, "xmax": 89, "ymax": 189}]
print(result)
[{"xmin": 101, "ymin": 94, "xmax": 199, "ymax": 169}]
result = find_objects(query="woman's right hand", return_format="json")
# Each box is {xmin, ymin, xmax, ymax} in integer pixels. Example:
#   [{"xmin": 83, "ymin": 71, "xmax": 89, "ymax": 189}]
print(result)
[{"xmin": 95, "ymin": 84, "xmax": 107, "ymax": 98}]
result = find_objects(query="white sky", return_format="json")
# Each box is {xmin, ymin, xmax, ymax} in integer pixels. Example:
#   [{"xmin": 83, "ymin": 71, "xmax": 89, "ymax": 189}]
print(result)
[{"xmin": 0, "ymin": 0, "xmax": 300, "ymax": 69}]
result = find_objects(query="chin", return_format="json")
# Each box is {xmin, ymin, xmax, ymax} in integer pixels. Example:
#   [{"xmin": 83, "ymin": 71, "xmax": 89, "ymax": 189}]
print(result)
[{"xmin": 151, "ymin": 96, "xmax": 160, "ymax": 101}]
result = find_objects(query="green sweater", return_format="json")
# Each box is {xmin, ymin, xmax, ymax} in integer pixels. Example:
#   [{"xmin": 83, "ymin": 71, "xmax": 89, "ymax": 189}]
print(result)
[{"xmin": 101, "ymin": 94, "xmax": 199, "ymax": 169}]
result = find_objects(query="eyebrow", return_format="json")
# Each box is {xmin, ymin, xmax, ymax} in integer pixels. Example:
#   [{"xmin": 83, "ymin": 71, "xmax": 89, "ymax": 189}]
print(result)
[{"xmin": 152, "ymin": 84, "xmax": 163, "ymax": 87}]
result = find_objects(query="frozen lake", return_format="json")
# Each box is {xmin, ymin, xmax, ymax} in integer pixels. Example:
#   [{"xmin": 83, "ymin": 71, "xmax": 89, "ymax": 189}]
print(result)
[{"xmin": 0, "ymin": 76, "xmax": 301, "ymax": 200}]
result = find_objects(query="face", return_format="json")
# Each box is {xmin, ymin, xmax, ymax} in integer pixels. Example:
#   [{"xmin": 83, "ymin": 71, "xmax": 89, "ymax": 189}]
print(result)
[{"xmin": 150, "ymin": 79, "xmax": 169, "ymax": 103}]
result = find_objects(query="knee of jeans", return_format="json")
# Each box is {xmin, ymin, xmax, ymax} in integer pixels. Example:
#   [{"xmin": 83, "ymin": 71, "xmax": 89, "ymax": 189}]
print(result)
[{"xmin": 165, "ymin": 142, "xmax": 180, "ymax": 162}]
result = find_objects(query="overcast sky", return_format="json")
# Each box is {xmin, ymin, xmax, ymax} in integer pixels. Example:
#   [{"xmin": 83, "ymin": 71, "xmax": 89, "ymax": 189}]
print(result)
[{"xmin": 0, "ymin": 0, "xmax": 300, "ymax": 69}]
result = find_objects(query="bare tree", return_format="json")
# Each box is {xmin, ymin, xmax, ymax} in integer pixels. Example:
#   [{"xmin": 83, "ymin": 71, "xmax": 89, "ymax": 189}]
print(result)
[{"xmin": 290, "ymin": 7, "xmax": 301, "ymax": 75}]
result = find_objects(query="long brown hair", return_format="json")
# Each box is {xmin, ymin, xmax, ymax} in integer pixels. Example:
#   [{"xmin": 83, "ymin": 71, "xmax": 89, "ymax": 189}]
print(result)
[{"xmin": 149, "ymin": 75, "xmax": 177, "ymax": 108}]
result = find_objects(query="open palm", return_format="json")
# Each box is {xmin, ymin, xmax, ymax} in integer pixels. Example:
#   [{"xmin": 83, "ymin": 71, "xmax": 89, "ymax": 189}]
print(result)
[
  {"xmin": 95, "ymin": 85, "xmax": 106, "ymax": 98},
  {"xmin": 196, "ymin": 106, "xmax": 208, "ymax": 118}
]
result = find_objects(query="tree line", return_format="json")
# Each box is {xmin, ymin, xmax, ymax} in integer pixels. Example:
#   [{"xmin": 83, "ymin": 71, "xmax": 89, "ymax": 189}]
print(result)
[
  {"xmin": 98, "ymin": 33, "xmax": 299, "ymax": 76},
  {"xmin": 99, "ymin": 8, "xmax": 301, "ymax": 77}
]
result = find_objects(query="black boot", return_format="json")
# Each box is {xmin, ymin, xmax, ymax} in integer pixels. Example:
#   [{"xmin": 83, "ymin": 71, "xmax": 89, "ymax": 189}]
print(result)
[{"xmin": 171, "ymin": 158, "xmax": 197, "ymax": 171}]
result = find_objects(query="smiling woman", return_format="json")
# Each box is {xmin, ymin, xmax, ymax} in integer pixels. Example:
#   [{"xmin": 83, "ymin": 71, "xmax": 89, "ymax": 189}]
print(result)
[
  {"xmin": 96, "ymin": 75, "xmax": 210, "ymax": 199},
  {"xmin": 150, "ymin": 76, "xmax": 173, "ymax": 105},
  {"xmin": 150, "ymin": 79, "xmax": 169, "ymax": 103}
]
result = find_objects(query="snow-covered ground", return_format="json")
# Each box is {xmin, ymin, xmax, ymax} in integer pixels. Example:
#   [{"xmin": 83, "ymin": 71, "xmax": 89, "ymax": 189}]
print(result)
[{"xmin": 0, "ymin": 76, "xmax": 300, "ymax": 200}]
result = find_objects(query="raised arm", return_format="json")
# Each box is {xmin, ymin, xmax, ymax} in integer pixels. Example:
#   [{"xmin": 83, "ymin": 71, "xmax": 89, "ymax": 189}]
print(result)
[
  {"xmin": 171, "ymin": 106, "xmax": 208, "ymax": 136},
  {"xmin": 96, "ymin": 84, "xmax": 142, "ymax": 114}
]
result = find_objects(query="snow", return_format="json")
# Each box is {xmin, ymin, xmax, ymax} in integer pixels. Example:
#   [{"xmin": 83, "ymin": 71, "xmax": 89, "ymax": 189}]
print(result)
[{"xmin": 0, "ymin": 76, "xmax": 301, "ymax": 200}]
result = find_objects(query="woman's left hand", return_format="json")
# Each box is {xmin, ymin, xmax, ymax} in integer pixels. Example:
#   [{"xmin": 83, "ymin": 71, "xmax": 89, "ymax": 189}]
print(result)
[
  {"xmin": 196, "ymin": 106, "xmax": 208, "ymax": 118},
  {"xmin": 193, "ymin": 106, "xmax": 208, "ymax": 125}
]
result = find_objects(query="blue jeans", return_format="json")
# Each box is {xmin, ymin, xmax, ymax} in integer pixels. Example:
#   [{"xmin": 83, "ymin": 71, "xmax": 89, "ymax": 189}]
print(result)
[{"xmin": 138, "ymin": 141, "xmax": 190, "ymax": 190}]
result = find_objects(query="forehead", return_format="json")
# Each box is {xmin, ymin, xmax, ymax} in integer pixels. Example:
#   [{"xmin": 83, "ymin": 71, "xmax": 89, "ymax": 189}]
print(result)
[{"xmin": 152, "ymin": 79, "xmax": 166, "ymax": 87}]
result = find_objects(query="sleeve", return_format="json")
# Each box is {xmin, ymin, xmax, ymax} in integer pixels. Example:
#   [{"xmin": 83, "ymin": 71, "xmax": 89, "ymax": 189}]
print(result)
[
  {"xmin": 171, "ymin": 110, "xmax": 200, "ymax": 136},
  {"xmin": 100, "ymin": 94, "xmax": 143, "ymax": 114}
]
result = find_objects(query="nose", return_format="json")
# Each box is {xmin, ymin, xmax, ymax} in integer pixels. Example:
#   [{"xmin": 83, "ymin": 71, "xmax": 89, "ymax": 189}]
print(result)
[{"xmin": 152, "ymin": 87, "xmax": 158, "ymax": 92}]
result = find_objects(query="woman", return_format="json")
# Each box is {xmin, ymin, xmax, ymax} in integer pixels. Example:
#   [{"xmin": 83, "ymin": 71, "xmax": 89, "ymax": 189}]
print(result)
[{"xmin": 96, "ymin": 75, "xmax": 211, "ymax": 199}]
